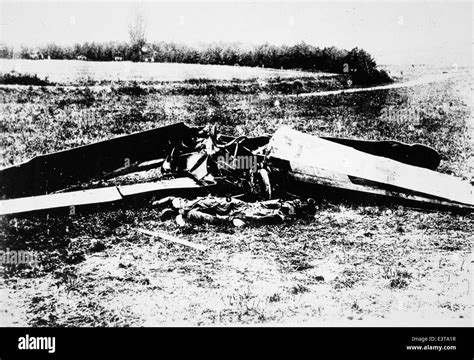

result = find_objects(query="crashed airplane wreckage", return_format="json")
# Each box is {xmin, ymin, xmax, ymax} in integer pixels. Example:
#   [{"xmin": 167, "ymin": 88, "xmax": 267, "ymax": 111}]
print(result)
[{"xmin": 0, "ymin": 122, "xmax": 472, "ymax": 217}]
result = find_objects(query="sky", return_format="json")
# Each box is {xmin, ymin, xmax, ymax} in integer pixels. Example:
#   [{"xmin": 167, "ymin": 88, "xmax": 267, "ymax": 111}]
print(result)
[{"xmin": 0, "ymin": 0, "xmax": 472, "ymax": 65}]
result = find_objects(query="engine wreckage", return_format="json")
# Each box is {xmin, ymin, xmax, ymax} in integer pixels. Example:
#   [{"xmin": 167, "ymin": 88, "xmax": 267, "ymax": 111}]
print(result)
[{"xmin": 0, "ymin": 122, "xmax": 473, "ymax": 221}]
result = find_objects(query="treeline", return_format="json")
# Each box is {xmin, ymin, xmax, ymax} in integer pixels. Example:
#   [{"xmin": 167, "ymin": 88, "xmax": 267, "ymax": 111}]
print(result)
[{"xmin": 0, "ymin": 42, "xmax": 392, "ymax": 85}]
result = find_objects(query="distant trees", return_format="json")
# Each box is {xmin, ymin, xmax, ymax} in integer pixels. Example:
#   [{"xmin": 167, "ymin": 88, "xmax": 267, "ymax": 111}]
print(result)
[
  {"xmin": 128, "ymin": 11, "xmax": 147, "ymax": 62},
  {"xmin": 1, "ymin": 41, "xmax": 392, "ymax": 85},
  {"xmin": 0, "ymin": 44, "xmax": 13, "ymax": 58},
  {"xmin": 344, "ymin": 48, "xmax": 392, "ymax": 85}
]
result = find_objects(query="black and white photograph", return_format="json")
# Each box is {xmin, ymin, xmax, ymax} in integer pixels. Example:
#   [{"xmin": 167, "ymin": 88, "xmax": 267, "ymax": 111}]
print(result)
[{"xmin": 0, "ymin": 0, "xmax": 472, "ymax": 354}]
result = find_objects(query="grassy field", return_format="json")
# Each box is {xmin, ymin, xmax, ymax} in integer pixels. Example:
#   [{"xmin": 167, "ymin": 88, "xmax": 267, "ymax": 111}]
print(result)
[
  {"xmin": 0, "ymin": 59, "xmax": 333, "ymax": 85},
  {"xmin": 0, "ymin": 64, "xmax": 472, "ymax": 326}
]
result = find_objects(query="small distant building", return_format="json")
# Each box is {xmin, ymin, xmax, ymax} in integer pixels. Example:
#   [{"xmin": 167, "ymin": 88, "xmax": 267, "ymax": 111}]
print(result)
[
  {"xmin": 114, "ymin": 56, "xmax": 123, "ymax": 61},
  {"xmin": 77, "ymin": 55, "xmax": 87, "ymax": 61},
  {"xmin": 30, "ymin": 52, "xmax": 44, "ymax": 60},
  {"xmin": 143, "ymin": 49, "xmax": 158, "ymax": 63}
]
